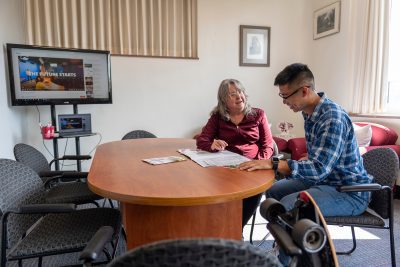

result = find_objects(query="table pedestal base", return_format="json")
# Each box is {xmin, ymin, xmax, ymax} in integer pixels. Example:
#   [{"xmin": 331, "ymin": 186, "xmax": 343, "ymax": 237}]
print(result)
[{"xmin": 121, "ymin": 200, "xmax": 243, "ymax": 249}]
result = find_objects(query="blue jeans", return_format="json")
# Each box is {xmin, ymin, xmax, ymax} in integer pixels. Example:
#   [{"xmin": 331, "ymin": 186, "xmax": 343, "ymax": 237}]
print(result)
[{"xmin": 265, "ymin": 178, "xmax": 370, "ymax": 266}]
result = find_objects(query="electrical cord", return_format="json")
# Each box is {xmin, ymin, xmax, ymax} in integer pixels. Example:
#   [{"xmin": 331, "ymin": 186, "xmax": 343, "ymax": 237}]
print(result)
[
  {"xmin": 60, "ymin": 138, "xmax": 69, "ymax": 169},
  {"xmin": 42, "ymin": 139, "xmax": 54, "ymax": 158},
  {"xmin": 88, "ymin": 132, "xmax": 103, "ymax": 155},
  {"xmin": 37, "ymin": 105, "xmax": 55, "ymax": 158},
  {"xmin": 35, "ymin": 105, "xmax": 41, "ymax": 124}
]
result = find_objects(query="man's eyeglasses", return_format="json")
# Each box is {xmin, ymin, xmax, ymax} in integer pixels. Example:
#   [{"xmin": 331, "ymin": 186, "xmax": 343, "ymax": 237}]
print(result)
[{"xmin": 278, "ymin": 86, "xmax": 310, "ymax": 100}]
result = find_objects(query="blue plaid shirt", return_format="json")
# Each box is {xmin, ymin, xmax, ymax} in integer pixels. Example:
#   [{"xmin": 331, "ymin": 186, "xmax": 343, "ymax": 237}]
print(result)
[{"xmin": 287, "ymin": 93, "xmax": 372, "ymax": 199}]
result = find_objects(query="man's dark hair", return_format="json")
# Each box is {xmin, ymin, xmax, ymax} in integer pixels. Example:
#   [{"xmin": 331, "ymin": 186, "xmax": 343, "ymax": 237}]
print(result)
[{"xmin": 274, "ymin": 63, "xmax": 314, "ymax": 86}]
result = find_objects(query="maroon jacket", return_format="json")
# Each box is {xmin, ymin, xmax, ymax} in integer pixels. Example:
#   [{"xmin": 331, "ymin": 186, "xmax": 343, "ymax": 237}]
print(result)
[{"xmin": 196, "ymin": 108, "xmax": 274, "ymax": 159}]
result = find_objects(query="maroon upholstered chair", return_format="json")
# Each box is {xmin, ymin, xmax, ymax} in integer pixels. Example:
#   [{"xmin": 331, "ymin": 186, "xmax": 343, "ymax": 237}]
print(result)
[{"xmin": 286, "ymin": 122, "xmax": 400, "ymax": 160}]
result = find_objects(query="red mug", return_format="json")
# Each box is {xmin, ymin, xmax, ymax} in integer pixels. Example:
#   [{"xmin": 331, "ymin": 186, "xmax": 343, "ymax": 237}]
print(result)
[{"xmin": 41, "ymin": 125, "xmax": 55, "ymax": 139}]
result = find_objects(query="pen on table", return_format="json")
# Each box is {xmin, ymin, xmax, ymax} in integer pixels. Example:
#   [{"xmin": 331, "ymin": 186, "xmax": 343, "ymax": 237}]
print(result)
[{"xmin": 226, "ymin": 165, "xmax": 237, "ymax": 169}]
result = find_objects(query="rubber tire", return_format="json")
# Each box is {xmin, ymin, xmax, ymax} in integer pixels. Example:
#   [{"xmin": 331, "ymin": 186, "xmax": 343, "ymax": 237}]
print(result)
[
  {"xmin": 260, "ymin": 198, "xmax": 286, "ymax": 223},
  {"xmin": 292, "ymin": 218, "xmax": 327, "ymax": 253}
]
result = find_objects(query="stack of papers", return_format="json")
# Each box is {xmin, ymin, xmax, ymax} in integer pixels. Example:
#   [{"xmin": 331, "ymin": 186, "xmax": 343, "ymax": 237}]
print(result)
[
  {"xmin": 178, "ymin": 149, "xmax": 250, "ymax": 167},
  {"xmin": 142, "ymin": 156, "xmax": 186, "ymax": 165}
]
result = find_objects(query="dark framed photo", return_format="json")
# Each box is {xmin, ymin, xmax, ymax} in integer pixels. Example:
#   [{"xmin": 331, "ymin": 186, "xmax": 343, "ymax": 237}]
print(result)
[
  {"xmin": 239, "ymin": 25, "xmax": 270, "ymax": 67},
  {"xmin": 314, "ymin": 1, "xmax": 341, "ymax": 40}
]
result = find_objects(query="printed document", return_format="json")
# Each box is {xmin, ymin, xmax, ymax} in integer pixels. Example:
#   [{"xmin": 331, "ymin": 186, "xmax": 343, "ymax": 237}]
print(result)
[{"xmin": 178, "ymin": 149, "xmax": 250, "ymax": 167}]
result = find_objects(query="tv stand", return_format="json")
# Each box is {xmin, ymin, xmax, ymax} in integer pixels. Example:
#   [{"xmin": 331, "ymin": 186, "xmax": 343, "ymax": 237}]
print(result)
[{"xmin": 50, "ymin": 104, "xmax": 91, "ymax": 171}]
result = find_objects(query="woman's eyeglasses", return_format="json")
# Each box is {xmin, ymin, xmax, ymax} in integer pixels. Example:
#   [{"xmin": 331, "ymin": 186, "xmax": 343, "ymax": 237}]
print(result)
[{"xmin": 228, "ymin": 90, "xmax": 243, "ymax": 98}]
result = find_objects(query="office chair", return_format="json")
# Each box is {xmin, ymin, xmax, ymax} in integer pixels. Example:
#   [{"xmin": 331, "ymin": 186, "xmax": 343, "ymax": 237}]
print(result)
[
  {"xmin": 122, "ymin": 130, "xmax": 157, "ymax": 140},
  {"xmin": 0, "ymin": 159, "xmax": 122, "ymax": 267},
  {"xmin": 325, "ymin": 147, "xmax": 399, "ymax": 267},
  {"xmin": 81, "ymin": 238, "xmax": 282, "ymax": 267},
  {"xmin": 249, "ymin": 139, "xmax": 282, "ymax": 244},
  {"xmin": 14, "ymin": 143, "xmax": 103, "ymax": 206}
]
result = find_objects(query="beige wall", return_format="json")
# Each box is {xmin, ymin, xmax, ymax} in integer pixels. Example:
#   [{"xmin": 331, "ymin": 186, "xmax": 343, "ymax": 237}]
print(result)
[
  {"xmin": 1, "ymin": 0, "xmax": 399, "ymax": 167},
  {"xmin": 0, "ymin": 0, "xmax": 27, "ymax": 159},
  {"xmin": 309, "ymin": 0, "xmax": 400, "ymax": 139}
]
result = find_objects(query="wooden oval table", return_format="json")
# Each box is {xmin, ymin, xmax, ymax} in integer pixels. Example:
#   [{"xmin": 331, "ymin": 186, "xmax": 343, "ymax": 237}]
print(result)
[{"xmin": 88, "ymin": 138, "xmax": 275, "ymax": 249}]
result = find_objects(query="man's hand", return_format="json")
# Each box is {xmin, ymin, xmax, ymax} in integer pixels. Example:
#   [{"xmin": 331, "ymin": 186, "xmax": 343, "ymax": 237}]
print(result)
[
  {"xmin": 238, "ymin": 159, "xmax": 272, "ymax": 171},
  {"xmin": 211, "ymin": 139, "xmax": 228, "ymax": 151}
]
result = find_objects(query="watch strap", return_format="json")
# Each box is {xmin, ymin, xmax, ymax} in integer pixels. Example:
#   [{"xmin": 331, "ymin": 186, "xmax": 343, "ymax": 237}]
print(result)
[{"xmin": 272, "ymin": 156, "xmax": 280, "ymax": 179}]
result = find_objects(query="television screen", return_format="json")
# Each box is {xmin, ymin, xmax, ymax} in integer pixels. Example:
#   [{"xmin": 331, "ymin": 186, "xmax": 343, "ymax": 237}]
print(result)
[{"xmin": 6, "ymin": 43, "xmax": 112, "ymax": 106}]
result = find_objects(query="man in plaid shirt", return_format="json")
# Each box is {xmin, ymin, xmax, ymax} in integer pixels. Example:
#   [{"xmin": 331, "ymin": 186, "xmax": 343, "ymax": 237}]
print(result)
[{"xmin": 239, "ymin": 63, "xmax": 372, "ymax": 217}]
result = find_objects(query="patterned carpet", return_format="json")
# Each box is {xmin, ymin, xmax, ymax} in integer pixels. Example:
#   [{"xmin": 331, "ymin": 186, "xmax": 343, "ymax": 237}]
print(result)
[{"xmin": 244, "ymin": 199, "xmax": 400, "ymax": 267}]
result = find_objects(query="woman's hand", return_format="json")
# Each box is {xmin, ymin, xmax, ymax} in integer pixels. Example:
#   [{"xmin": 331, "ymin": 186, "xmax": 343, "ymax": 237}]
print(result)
[
  {"xmin": 211, "ymin": 139, "xmax": 228, "ymax": 151},
  {"xmin": 238, "ymin": 159, "xmax": 272, "ymax": 171}
]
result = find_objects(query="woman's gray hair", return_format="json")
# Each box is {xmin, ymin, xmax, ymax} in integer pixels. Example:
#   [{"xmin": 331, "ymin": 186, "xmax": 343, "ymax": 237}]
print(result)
[{"xmin": 211, "ymin": 79, "xmax": 253, "ymax": 121}]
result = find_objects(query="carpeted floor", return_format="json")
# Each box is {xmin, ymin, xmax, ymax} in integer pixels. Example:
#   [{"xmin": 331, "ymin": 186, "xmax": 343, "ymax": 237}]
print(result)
[
  {"xmin": 244, "ymin": 199, "xmax": 400, "ymax": 267},
  {"xmin": 7, "ymin": 199, "xmax": 399, "ymax": 266}
]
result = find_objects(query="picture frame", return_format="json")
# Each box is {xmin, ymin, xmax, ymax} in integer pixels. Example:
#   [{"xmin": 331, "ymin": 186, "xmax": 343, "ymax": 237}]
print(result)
[
  {"xmin": 239, "ymin": 25, "xmax": 270, "ymax": 67},
  {"xmin": 313, "ymin": 1, "xmax": 341, "ymax": 40}
]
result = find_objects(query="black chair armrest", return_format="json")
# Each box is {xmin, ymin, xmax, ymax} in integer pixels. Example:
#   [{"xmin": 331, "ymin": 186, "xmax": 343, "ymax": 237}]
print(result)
[
  {"xmin": 1, "ymin": 203, "xmax": 77, "ymax": 258},
  {"xmin": 62, "ymin": 155, "xmax": 92, "ymax": 161},
  {"xmin": 39, "ymin": 170, "xmax": 64, "ymax": 177},
  {"xmin": 41, "ymin": 170, "xmax": 88, "ymax": 179},
  {"xmin": 79, "ymin": 226, "xmax": 114, "ymax": 264},
  {"xmin": 59, "ymin": 171, "xmax": 88, "ymax": 179},
  {"xmin": 18, "ymin": 203, "xmax": 76, "ymax": 214},
  {"xmin": 42, "ymin": 171, "xmax": 89, "ymax": 188},
  {"xmin": 42, "ymin": 175, "xmax": 64, "ymax": 189},
  {"xmin": 336, "ymin": 183, "xmax": 382, "ymax": 192}
]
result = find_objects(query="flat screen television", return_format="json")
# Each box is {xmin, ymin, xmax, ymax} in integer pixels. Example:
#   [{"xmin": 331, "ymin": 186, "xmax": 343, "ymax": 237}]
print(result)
[{"xmin": 6, "ymin": 43, "xmax": 112, "ymax": 106}]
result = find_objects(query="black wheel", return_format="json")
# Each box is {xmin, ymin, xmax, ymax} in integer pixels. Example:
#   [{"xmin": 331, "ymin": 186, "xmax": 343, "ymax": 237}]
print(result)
[
  {"xmin": 259, "ymin": 198, "xmax": 286, "ymax": 223},
  {"xmin": 292, "ymin": 218, "xmax": 326, "ymax": 253}
]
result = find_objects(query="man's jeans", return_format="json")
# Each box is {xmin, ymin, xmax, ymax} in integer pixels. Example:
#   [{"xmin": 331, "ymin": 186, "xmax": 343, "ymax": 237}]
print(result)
[{"xmin": 265, "ymin": 178, "xmax": 370, "ymax": 266}]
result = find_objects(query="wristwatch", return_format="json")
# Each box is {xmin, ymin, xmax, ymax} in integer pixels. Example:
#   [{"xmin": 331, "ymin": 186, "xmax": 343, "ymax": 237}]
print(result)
[
  {"xmin": 272, "ymin": 156, "xmax": 280, "ymax": 171},
  {"xmin": 272, "ymin": 156, "xmax": 280, "ymax": 178}
]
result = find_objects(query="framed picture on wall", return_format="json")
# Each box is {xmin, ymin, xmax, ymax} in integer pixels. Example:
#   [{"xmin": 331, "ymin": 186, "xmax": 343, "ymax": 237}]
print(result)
[
  {"xmin": 313, "ymin": 1, "xmax": 341, "ymax": 40},
  {"xmin": 239, "ymin": 25, "xmax": 270, "ymax": 67}
]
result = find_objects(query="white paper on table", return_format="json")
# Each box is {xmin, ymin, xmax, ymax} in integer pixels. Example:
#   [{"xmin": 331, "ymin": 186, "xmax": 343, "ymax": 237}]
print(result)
[{"xmin": 178, "ymin": 148, "xmax": 250, "ymax": 167}]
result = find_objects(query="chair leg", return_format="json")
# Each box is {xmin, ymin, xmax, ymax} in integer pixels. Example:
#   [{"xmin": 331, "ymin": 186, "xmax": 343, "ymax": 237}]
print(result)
[
  {"xmin": 121, "ymin": 226, "xmax": 127, "ymax": 242},
  {"xmin": 111, "ymin": 234, "xmax": 121, "ymax": 259},
  {"xmin": 108, "ymin": 199, "xmax": 115, "ymax": 208},
  {"xmin": 389, "ymin": 212, "xmax": 396, "ymax": 267},
  {"xmin": 256, "ymin": 231, "xmax": 270, "ymax": 248},
  {"xmin": 336, "ymin": 226, "xmax": 357, "ymax": 255},
  {"xmin": 249, "ymin": 212, "xmax": 256, "ymax": 244}
]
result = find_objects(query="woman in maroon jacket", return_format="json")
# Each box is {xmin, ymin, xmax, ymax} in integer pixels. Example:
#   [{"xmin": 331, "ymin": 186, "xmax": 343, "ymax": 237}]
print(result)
[{"xmin": 196, "ymin": 79, "xmax": 274, "ymax": 229}]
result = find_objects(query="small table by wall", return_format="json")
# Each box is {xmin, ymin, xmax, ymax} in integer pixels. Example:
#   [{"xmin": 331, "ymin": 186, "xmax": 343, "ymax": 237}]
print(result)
[{"xmin": 88, "ymin": 138, "xmax": 275, "ymax": 249}]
